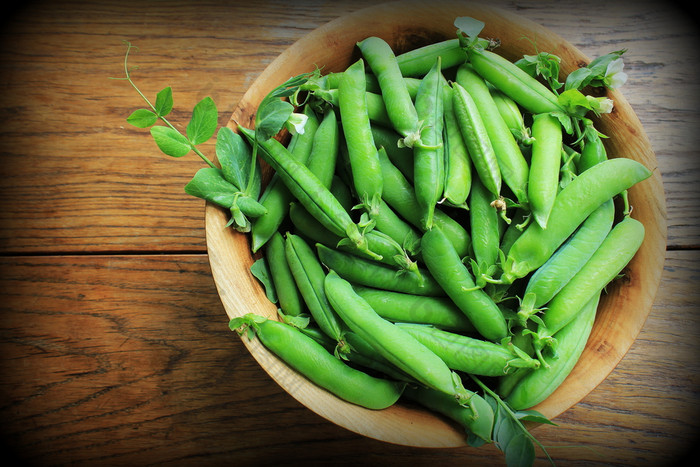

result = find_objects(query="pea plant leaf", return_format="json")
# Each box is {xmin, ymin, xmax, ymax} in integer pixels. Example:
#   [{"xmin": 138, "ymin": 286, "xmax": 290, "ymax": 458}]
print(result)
[
  {"xmin": 250, "ymin": 257, "xmax": 277, "ymax": 303},
  {"xmin": 216, "ymin": 126, "xmax": 252, "ymax": 192},
  {"xmin": 155, "ymin": 86, "xmax": 173, "ymax": 116},
  {"xmin": 150, "ymin": 125, "xmax": 192, "ymax": 157},
  {"xmin": 255, "ymin": 98, "xmax": 294, "ymax": 141},
  {"xmin": 127, "ymin": 108, "xmax": 158, "ymax": 128},
  {"xmin": 454, "ymin": 16, "xmax": 485, "ymax": 46},
  {"xmin": 565, "ymin": 50, "xmax": 627, "ymax": 91},
  {"xmin": 515, "ymin": 52, "xmax": 563, "ymax": 91},
  {"xmin": 183, "ymin": 167, "xmax": 239, "ymax": 207},
  {"xmin": 187, "ymin": 96, "xmax": 218, "ymax": 145}
]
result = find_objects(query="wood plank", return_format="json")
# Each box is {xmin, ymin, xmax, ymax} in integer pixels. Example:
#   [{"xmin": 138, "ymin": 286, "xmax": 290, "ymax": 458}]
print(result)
[
  {"xmin": 0, "ymin": 251, "xmax": 697, "ymax": 465},
  {"xmin": 0, "ymin": 0, "xmax": 697, "ymax": 254}
]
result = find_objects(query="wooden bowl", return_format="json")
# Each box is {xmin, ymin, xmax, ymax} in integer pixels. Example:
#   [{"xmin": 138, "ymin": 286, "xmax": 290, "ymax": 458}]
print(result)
[{"xmin": 205, "ymin": 0, "xmax": 667, "ymax": 447}]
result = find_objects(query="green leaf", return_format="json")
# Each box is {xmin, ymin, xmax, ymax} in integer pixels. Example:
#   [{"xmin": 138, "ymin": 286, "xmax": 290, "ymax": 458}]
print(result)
[
  {"xmin": 216, "ymin": 126, "xmax": 250, "ymax": 191},
  {"xmin": 515, "ymin": 410, "xmax": 557, "ymax": 426},
  {"xmin": 150, "ymin": 125, "xmax": 192, "ymax": 157},
  {"xmin": 183, "ymin": 167, "xmax": 238, "ymax": 207},
  {"xmin": 250, "ymin": 257, "xmax": 277, "ymax": 303},
  {"xmin": 504, "ymin": 432, "xmax": 536, "ymax": 467},
  {"xmin": 187, "ymin": 96, "xmax": 218, "ymax": 145},
  {"xmin": 155, "ymin": 87, "xmax": 173, "ymax": 116},
  {"xmin": 255, "ymin": 99, "xmax": 294, "ymax": 141},
  {"xmin": 127, "ymin": 108, "xmax": 158, "ymax": 128},
  {"xmin": 454, "ymin": 16, "xmax": 485, "ymax": 41}
]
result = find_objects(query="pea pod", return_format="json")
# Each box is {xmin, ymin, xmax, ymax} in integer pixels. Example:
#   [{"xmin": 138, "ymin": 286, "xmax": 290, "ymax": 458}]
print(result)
[
  {"xmin": 413, "ymin": 57, "xmax": 445, "ymax": 229},
  {"xmin": 238, "ymin": 126, "xmax": 379, "ymax": 260},
  {"xmin": 311, "ymin": 88, "xmax": 392, "ymax": 128},
  {"xmin": 469, "ymin": 176, "xmax": 502, "ymax": 280},
  {"xmin": 396, "ymin": 323, "xmax": 540, "ymax": 377},
  {"xmin": 466, "ymin": 47, "xmax": 565, "ymax": 115},
  {"xmin": 534, "ymin": 216, "xmax": 645, "ymax": 352},
  {"xmin": 250, "ymin": 105, "xmax": 320, "ymax": 252},
  {"xmin": 266, "ymin": 232, "xmax": 305, "ymax": 317},
  {"xmin": 324, "ymin": 270, "xmax": 474, "ymax": 407},
  {"xmin": 317, "ymin": 243, "xmax": 443, "ymax": 296},
  {"xmin": 404, "ymin": 385, "xmax": 494, "ymax": 444},
  {"xmin": 305, "ymin": 108, "xmax": 340, "ymax": 189},
  {"xmin": 337, "ymin": 58, "xmax": 383, "ymax": 218},
  {"xmin": 288, "ymin": 202, "xmax": 417, "ymax": 274},
  {"xmin": 396, "ymin": 38, "xmax": 468, "ymax": 77},
  {"xmin": 370, "ymin": 125, "xmax": 414, "ymax": 180},
  {"xmin": 374, "ymin": 198, "xmax": 422, "ymax": 256},
  {"xmin": 506, "ymin": 293, "xmax": 600, "ymax": 410},
  {"xmin": 421, "ymin": 227, "xmax": 509, "ymax": 342},
  {"xmin": 230, "ymin": 313, "xmax": 405, "ymax": 410},
  {"xmin": 517, "ymin": 199, "xmax": 615, "ymax": 325},
  {"xmin": 577, "ymin": 131, "xmax": 608, "ymax": 173},
  {"xmin": 452, "ymin": 81, "xmax": 502, "ymax": 197},
  {"xmin": 377, "ymin": 144, "xmax": 471, "ymax": 257},
  {"xmin": 501, "ymin": 157, "xmax": 652, "ymax": 282},
  {"xmin": 357, "ymin": 36, "xmax": 420, "ymax": 146},
  {"xmin": 441, "ymin": 84, "xmax": 472, "ymax": 208},
  {"xmin": 490, "ymin": 89, "xmax": 534, "ymax": 146},
  {"xmin": 353, "ymin": 286, "xmax": 475, "ymax": 333},
  {"xmin": 284, "ymin": 233, "xmax": 348, "ymax": 354},
  {"xmin": 456, "ymin": 64, "xmax": 529, "ymax": 205},
  {"xmin": 528, "ymin": 113, "xmax": 563, "ymax": 229}
]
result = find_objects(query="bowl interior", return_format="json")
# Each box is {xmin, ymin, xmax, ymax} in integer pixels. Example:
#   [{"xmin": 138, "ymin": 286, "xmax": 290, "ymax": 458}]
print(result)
[{"xmin": 205, "ymin": 0, "xmax": 666, "ymax": 447}]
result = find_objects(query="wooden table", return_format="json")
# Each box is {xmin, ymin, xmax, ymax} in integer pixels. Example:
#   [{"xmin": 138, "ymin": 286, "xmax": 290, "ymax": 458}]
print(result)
[{"xmin": 1, "ymin": 0, "xmax": 698, "ymax": 465}]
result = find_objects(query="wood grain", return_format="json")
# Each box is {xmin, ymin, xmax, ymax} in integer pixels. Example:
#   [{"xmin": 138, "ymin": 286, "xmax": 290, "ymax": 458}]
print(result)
[
  {"xmin": 0, "ymin": 0, "xmax": 698, "ymax": 465},
  {"xmin": 0, "ymin": 251, "xmax": 697, "ymax": 465}
]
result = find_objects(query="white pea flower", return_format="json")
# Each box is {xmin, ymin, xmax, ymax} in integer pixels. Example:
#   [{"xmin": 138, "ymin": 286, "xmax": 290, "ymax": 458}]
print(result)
[
  {"xmin": 284, "ymin": 112, "xmax": 309, "ymax": 135},
  {"xmin": 586, "ymin": 95, "xmax": 615, "ymax": 115},
  {"xmin": 605, "ymin": 57, "xmax": 628, "ymax": 89}
]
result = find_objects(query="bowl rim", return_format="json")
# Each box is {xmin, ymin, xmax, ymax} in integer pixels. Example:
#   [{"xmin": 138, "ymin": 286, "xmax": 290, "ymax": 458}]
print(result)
[{"xmin": 205, "ymin": 0, "xmax": 667, "ymax": 448}]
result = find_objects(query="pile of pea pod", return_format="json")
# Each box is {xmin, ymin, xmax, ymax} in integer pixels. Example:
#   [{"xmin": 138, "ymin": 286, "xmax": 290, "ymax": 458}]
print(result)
[{"xmin": 228, "ymin": 17, "xmax": 652, "ymax": 455}]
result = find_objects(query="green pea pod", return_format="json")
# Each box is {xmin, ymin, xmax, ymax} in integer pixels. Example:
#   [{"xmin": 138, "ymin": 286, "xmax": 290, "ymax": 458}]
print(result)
[
  {"xmin": 404, "ymin": 385, "xmax": 494, "ymax": 445},
  {"xmin": 413, "ymin": 57, "xmax": 445, "ymax": 230},
  {"xmin": 353, "ymin": 286, "xmax": 476, "ymax": 333},
  {"xmin": 490, "ymin": 89, "xmax": 534, "ymax": 146},
  {"xmin": 518, "ymin": 198, "xmax": 615, "ymax": 324},
  {"xmin": 442, "ymin": 84, "xmax": 472, "ymax": 208},
  {"xmin": 469, "ymin": 176, "xmax": 502, "ymax": 278},
  {"xmin": 452, "ymin": 81, "xmax": 501, "ymax": 197},
  {"xmin": 317, "ymin": 243, "xmax": 443, "ymax": 296},
  {"xmin": 377, "ymin": 145, "xmax": 471, "ymax": 257},
  {"xmin": 467, "ymin": 47, "xmax": 565, "ymax": 115},
  {"xmin": 250, "ymin": 105, "xmax": 320, "ymax": 252},
  {"xmin": 305, "ymin": 108, "xmax": 340, "ymax": 189},
  {"xmin": 288, "ymin": 203, "xmax": 417, "ymax": 274},
  {"xmin": 230, "ymin": 313, "xmax": 405, "ymax": 410},
  {"xmin": 311, "ymin": 88, "xmax": 392, "ymax": 128},
  {"xmin": 324, "ymin": 271, "xmax": 473, "ymax": 406},
  {"xmin": 396, "ymin": 38, "xmax": 468, "ymax": 78},
  {"xmin": 357, "ymin": 36, "xmax": 420, "ymax": 145},
  {"xmin": 506, "ymin": 292, "xmax": 600, "ymax": 410},
  {"xmin": 374, "ymin": 198, "xmax": 422, "ymax": 256},
  {"xmin": 536, "ymin": 216, "xmax": 645, "ymax": 346},
  {"xmin": 421, "ymin": 227, "xmax": 508, "ymax": 342},
  {"xmin": 456, "ymin": 64, "xmax": 529, "ymax": 205},
  {"xmin": 370, "ymin": 125, "xmax": 414, "ymax": 181},
  {"xmin": 396, "ymin": 323, "xmax": 540, "ymax": 377},
  {"xmin": 266, "ymin": 232, "xmax": 305, "ymax": 317},
  {"xmin": 337, "ymin": 58, "xmax": 383, "ymax": 218},
  {"xmin": 496, "ymin": 325, "xmax": 536, "ymax": 399},
  {"xmin": 501, "ymin": 157, "xmax": 652, "ymax": 282},
  {"xmin": 577, "ymin": 132, "xmax": 608, "ymax": 173},
  {"xmin": 528, "ymin": 113, "xmax": 563, "ymax": 229},
  {"xmin": 238, "ymin": 126, "xmax": 379, "ymax": 260},
  {"xmin": 284, "ymin": 233, "xmax": 348, "ymax": 354}
]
